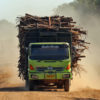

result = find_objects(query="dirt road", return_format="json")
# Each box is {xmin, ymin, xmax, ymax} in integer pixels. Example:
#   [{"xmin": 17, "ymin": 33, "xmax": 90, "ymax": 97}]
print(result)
[{"xmin": 0, "ymin": 67, "xmax": 100, "ymax": 100}]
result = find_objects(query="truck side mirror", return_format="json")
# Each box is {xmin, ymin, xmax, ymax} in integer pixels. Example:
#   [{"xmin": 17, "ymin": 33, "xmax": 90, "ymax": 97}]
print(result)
[{"xmin": 25, "ymin": 48, "xmax": 28, "ymax": 54}]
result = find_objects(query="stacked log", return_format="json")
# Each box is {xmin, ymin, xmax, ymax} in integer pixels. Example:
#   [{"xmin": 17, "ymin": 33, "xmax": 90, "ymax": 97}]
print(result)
[{"xmin": 17, "ymin": 14, "xmax": 89, "ymax": 79}]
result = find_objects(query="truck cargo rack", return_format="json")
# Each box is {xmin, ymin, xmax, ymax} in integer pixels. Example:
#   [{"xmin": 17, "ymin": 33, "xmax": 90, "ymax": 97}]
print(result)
[{"xmin": 23, "ymin": 31, "xmax": 72, "ymax": 47}]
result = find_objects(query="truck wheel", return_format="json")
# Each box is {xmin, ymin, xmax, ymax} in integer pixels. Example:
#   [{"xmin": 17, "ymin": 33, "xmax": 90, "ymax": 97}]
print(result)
[
  {"xmin": 25, "ymin": 79, "xmax": 29, "ymax": 90},
  {"xmin": 27, "ymin": 80, "xmax": 37, "ymax": 91},
  {"xmin": 64, "ymin": 79, "xmax": 70, "ymax": 92},
  {"xmin": 28, "ymin": 80, "xmax": 33, "ymax": 91},
  {"xmin": 32, "ymin": 81, "xmax": 38, "ymax": 91},
  {"xmin": 25, "ymin": 80, "xmax": 33, "ymax": 91}
]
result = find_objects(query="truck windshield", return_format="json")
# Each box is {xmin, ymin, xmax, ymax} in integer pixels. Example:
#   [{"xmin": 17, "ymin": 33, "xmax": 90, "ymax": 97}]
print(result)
[{"xmin": 30, "ymin": 45, "xmax": 69, "ymax": 60}]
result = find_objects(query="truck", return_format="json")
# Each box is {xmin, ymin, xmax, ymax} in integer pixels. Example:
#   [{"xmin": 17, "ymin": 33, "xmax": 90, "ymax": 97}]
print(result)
[
  {"xmin": 25, "ymin": 31, "xmax": 72, "ymax": 91},
  {"xmin": 17, "ymin": 14, "xmax": 87, "ymax": 92}
]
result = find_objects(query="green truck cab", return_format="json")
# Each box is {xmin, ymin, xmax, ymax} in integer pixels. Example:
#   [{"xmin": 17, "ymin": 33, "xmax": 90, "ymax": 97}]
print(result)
[{"xmin": 27, "ymin": 42, "xmax": 72, "ymax": 91}]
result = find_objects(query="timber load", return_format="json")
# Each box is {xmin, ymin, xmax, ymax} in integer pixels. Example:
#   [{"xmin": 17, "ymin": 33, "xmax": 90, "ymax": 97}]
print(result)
[{"xmin": 17, "ymin": 14, "xmax": 89, "ymax": 79}]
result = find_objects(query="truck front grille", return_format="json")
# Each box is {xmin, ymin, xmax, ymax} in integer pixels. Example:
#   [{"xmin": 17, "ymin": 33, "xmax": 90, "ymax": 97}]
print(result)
[{"xmin": 36, "ymin": 67, "xmax": 64, "ymax": 72}]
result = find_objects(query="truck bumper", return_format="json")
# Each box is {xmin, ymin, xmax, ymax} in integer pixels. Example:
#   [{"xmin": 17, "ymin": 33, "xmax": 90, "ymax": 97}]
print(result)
[{"xmin": 28, "ymin": 72, "xmax": 72, "ymax": 80}]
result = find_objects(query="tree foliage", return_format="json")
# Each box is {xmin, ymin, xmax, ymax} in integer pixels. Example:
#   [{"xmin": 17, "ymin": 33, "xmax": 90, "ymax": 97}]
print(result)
[
  {"xmin": 55, "ymin": 0, "xmax": 100, "ymax": 15},
  {"xmin": 73, "ymin": 0, "xmax": 100, "ymax": 14},
  {"xmin": 75, "ymin": 0, "xmax": 98, "ymax": 8}
]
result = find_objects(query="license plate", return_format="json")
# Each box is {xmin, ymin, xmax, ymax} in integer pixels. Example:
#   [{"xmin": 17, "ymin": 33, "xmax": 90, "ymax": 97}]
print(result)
[{"xmin": 45, "ymin": 73, "xmax": 55, "ymax": 79}]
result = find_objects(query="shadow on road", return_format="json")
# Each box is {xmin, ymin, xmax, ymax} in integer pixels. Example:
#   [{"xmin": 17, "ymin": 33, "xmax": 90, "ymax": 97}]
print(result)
[
  {"xmin": 72, "ymin": 98, "xmax": 97, "ymax": 100},
  {"xmin": 0, "ymin": 87, "xmax": 98, "ymax": 100},
  {"xmin": 0, "ymin": 86, "xmax": 25, "ymax": 92},
  {"xmin": 0, "ymin": 86, "xmax": 60, "ymax": 92}
]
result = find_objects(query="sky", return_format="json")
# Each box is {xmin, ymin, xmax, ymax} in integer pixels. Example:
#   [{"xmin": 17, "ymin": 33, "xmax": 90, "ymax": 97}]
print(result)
[{"xmin": 0, "ymin": 0, "xmax": 73, "ymax": 23}]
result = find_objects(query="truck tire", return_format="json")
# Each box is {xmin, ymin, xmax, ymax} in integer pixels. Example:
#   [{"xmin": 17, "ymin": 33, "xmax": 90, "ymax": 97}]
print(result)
[
  {"xmin": 33, "ymin": 80, "xmax": 39, "ymax": 91},
  {"xmin": 64, "ymin": 79, "xmax": 70, "ymax": 92},
  {"xmin": 25, "ymin": 80, "xmax": 33, "ymax": 91},
  {"xmin": 25, "ymin": 79, "xmax": 29, "ymax": 90},
  {"xmin": 28, "ymin": 80, "xmax": 33, "ymax": 91}
]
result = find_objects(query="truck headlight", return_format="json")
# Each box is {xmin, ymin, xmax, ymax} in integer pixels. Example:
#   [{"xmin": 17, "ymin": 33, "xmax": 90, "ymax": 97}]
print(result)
[
  {"xmin": 31, "ymin": 75, "xmax": 38, "ymax": 79},
  {"xmin": 63, "ymin": 74, "xmax": 70, "ymax": 78}
]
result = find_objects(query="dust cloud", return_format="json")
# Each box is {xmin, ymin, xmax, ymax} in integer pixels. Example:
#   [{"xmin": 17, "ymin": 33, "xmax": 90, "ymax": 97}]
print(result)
[
  {"xmin": 71, "ymin": 16, "xmax": 100, "ymax": 90},
  {"xmin": 0, "ymin": 20, "xmax": 23, "ymax": 85},
  {"xmin": 54, "ymin": 4, "xmax": 100, "ymax": 90},
  {"xmin": 0, "ymin": 20, "xmax": 18, "ymax": 66}
]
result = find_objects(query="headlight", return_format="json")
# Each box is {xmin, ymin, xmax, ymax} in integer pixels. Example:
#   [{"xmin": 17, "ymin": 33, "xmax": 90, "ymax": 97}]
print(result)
[
  {"xmin": 31, "ymin": 75, "xmax": 38, "ymax": 79},
  {"xmin": 63, "ymin": 74, "xmax": 70, "ymax": 78}
]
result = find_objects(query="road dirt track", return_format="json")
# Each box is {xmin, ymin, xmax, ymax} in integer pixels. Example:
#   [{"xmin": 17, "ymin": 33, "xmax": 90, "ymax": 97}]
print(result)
[
  {"xmin": 0, "ymin": 87, "xmax": 100, "ymax": 100},
  {"xmin": 0, "ymin": 67, "xmax": 100, "ymax": 100}
]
